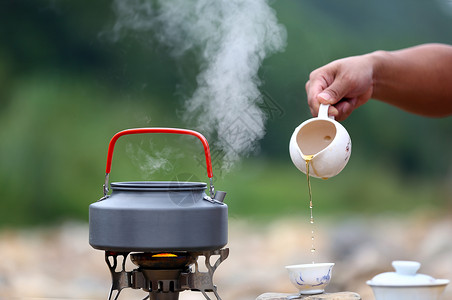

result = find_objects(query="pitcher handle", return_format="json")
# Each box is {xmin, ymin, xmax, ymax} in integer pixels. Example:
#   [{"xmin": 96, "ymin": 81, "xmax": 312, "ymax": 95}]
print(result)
[
  {"xmin": 318, "ymin": 104, "xmax": 335, "ymax": 120},
  {"xmin": 102, "ymin": 127, "xmax": 214, "ymax": 198}
]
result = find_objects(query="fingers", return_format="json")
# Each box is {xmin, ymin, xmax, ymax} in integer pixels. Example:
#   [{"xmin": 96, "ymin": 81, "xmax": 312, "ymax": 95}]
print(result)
[
  {"xmin": 305, "ymin": 70, "xmax": 334, "ymax": 117},
  {"xmin": 306, "ymin": 78, "xmax": 325, "ymax": 117},
  {"xmin": 306, "ymin": 64, "xmax": 347, "ymax": 119},
  {"xmin": 305, "ymin": 56, "xmax": 373, "ymax": 120},
  {"xmin": 333, "ymin": 98, "xmax": 358, "ymax": 121},
  {"xmin": 316, "ymin": 72, "xmax": 352, "ymax": 105}
]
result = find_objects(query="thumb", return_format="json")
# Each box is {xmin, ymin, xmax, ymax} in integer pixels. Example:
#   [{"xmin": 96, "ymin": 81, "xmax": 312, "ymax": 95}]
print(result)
[{"xmin": 317, "ymin": 79, "xmax": 350, "ymax": 105}]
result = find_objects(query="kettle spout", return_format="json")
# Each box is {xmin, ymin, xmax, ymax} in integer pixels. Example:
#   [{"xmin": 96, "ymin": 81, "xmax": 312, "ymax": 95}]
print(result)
[{"xmin": 213, "ymin": 191, "xmax": 227, "ymax": 203}]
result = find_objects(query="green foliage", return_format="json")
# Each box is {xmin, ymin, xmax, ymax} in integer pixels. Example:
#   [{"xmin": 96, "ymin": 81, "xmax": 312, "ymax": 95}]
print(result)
[{"xmin": 0, "ymin": 0, "xmax": 451, "ymax": 226}]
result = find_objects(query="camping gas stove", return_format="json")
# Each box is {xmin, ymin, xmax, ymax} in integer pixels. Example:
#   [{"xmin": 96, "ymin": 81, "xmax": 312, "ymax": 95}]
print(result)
[
  {"xmin": 89, "ymin": 128, "xmax": 229, "ymax": 300},
  {"xmin": 104, "ymin": 249, "xmax": 229, "ymax": 300}
]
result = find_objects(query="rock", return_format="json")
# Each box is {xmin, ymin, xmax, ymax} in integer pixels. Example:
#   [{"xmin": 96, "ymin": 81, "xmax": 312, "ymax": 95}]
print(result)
[{"xmin": 256, "ymin": 292, "xmax": 361, "ymax": 300}]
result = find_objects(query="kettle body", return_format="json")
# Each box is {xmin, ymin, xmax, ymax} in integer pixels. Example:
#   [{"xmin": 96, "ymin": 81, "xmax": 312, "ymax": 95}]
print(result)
[{"xmin": 89, "ymin": 181, "xmax": 228, "ymax": 252}]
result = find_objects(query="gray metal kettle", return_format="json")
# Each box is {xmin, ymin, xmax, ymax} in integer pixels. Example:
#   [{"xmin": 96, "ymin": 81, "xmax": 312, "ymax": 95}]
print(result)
[{"xmin": 89, "ymin": 128, "xmax": 228, "ymax": 252}]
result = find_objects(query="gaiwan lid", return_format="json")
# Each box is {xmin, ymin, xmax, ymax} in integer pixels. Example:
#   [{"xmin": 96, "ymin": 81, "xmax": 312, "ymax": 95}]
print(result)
[{"xmin": 367, "ymin": 261, "xmax": 449, "ymax": 287}]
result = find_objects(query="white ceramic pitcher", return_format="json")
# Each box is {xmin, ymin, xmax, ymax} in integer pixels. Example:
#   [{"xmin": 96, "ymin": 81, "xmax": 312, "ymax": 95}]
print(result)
[{"xmin": 289, "ymin": 104, "xmax": 351, "ymax": 179}]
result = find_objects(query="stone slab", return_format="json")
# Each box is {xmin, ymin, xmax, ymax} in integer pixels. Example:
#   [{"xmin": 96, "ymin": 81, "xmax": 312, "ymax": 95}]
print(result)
[{"xmin": 256, "ymin": 292, "xmax": 361, "ymax": 300}]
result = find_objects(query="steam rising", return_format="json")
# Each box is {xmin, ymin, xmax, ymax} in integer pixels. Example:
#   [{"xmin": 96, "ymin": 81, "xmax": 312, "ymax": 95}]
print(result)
[
  {"xmin": 126, "ymin": 143, "xmax": 176, "ymax": 177},
  {"xmin": 112, "ymin": 0, "xmax": 286, "ymax": 170}
]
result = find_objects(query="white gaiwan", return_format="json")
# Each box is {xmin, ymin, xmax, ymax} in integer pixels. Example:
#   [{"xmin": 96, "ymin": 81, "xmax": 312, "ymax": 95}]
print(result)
[
  {"xmin": 286, "ymin": 263, "xmax": 335, "ymax": 295},
  {"xmin": 367, "ymin": 261, "xmax": 449, "ymax": 300}
]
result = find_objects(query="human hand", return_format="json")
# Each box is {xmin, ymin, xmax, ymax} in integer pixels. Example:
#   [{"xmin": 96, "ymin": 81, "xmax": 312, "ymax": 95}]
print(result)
[{"xmin": 305, "ymin": 54, "xmax": 375, "ymax": 121}]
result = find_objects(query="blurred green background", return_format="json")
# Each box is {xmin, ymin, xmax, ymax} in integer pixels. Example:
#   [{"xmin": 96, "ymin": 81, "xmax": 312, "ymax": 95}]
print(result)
[{"xmin": 1, "ymin": 0, "xmax": 451, "ymax": 227}]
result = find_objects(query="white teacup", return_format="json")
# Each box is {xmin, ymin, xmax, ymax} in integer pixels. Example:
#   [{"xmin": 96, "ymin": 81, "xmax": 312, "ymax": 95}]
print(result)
[
  {"xmin": 286, "ymin": 263, "xmax": 335, "ymax": 295},
  {"xmin": 289, "ymin": 104, "xmax": 351, "ymax": 179}
]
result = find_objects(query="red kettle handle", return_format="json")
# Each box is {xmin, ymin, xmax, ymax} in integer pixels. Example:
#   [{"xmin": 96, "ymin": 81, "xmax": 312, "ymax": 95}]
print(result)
[{"xmin": 102, "ymin": 128, "xmax": 214, "ymax": 197}]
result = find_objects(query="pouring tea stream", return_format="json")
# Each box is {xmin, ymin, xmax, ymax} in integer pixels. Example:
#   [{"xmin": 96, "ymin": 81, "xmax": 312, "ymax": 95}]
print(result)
[
  {"xmin": 285, "ymin": 104, "xmax": 351, "ymax": 295},
  {"xmin": 289, "ymin": 103, "xmax": 351, "ymax": 261}
]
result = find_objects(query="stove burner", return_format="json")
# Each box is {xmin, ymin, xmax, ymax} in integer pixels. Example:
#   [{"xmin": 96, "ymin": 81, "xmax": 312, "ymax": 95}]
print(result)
[
  {"xmin": 131, "ymin": 252, "xmax": 196, "ymax": 269},
  {"xmin": 105, "ymin": 248, "xmax": 229, "ymax": 300}
]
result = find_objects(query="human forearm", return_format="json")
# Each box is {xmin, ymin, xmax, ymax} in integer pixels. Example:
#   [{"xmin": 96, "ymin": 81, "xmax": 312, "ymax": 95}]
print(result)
[{"xmin": 371, "ymin": 44, "xmax": 452, "ymax": 117}]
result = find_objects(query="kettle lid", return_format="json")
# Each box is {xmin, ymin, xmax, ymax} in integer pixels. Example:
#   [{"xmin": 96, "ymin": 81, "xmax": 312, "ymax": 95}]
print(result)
[{"xmin": 110, "ymin": 181, "xmax": 207, "ymax": 191}]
